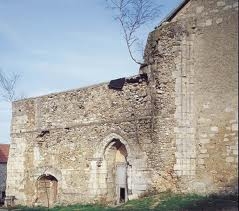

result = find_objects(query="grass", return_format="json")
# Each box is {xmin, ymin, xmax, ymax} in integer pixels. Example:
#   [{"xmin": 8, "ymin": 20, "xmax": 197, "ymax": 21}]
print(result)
[{"xmin": 5, "ymin": 192, "xmax": 238, "ymax": 211}]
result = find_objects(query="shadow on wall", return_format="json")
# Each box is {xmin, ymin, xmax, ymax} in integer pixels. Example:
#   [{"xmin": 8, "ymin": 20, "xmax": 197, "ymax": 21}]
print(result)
[
  {"xmin": 129, "ymin": 177, "xmax": 237, "ymax": 211},
  {"xmin": 177, "ymin": 194, "xmax": 238, "ymax": 211},
  {"xmin": 152, "ymin": 178, "xmax": 239, "ymax": 211},
  {"xmin": 222, "ymin": 177, "xmax": 238, "ymax": 194},
  {"xmin": 153, "ymin": 192, "xmax": 238, "ymax": 211}
]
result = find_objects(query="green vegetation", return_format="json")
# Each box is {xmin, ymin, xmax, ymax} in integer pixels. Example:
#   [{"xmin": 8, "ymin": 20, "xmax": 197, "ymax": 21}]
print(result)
[{"xmin": 7, "ymin": 192, "xmax": 238, "ymax": 211}]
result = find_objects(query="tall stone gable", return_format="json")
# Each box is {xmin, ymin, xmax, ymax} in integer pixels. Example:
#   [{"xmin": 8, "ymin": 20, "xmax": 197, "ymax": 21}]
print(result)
[{"xmin": 6, "ymin": 0, "xmax": 238, "ymax": 206}]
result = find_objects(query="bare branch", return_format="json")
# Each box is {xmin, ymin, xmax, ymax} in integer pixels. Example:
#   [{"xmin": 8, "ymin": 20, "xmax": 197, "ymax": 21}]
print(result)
[
  {"xmin": 106, "ymin": 0, "xmax": 160, "ymax": 65},
  {"xmin": 0, "ymin": 69, "xmax": 21, "ymax": 102}
]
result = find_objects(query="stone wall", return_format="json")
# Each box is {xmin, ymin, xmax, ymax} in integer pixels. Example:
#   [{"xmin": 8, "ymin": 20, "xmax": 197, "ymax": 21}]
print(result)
[
  {"xmin": 6, "ymin": 0, "xmax": 238, "ymax": 207},
  {"xmin": 7, "ymin": 78, "xmax": 155, "ymax": 205},
  {"xmin": 142, "ymin": 0, "xmax": 238, "ymax": 194}
]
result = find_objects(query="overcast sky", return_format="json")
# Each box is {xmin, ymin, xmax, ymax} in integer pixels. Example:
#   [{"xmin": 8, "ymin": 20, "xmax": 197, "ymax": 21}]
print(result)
[{"xmin": 0, "ymin": 0, "xmax": 182, "ymax": 144}]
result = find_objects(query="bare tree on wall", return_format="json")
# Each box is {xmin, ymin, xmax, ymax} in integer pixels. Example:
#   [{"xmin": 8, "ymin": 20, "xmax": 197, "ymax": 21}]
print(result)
[
  {"xmin": 0, "ymin": 69, "xmax": 23, "ymax": 102},
  {"xmin": 106, "ymin": 0, "xmax": 160, "ymax": 65}
]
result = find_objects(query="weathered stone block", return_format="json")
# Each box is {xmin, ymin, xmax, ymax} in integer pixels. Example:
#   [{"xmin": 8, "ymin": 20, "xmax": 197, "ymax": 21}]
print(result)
[
  {"xmin": 205, "ymin": 19, "xmax": 213, "ymax": 26},
  {"xmin": 210, "ymin": 127, "xmax": 219, "ymax": 132},
  {"xmin": 217, "ymin": 1, "xmax": 226, "ymax": 7},
  {"xmin": 226, "ymin": 157, "xmax": 234, "ymax": 163},
  {"xmin": 216, "ymin": 18, "xmax": 223, "ymax": 24},
  {"xmin": 196, "ymin": 6, "xmax": 204, "ymax": 13},
  {"xmin": 232, "ymin": 124, "xmax": 238, "ymax": 131},
  {"xmin": 199, "ymin": 139, "xmax": 210, "ymax": 144}
]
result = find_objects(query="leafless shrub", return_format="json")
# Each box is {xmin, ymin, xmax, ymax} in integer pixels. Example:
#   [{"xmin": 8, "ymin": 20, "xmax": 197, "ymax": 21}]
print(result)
[
  {"xmin": 0, "ymin": 69, "xmax": 21, "ymax": 102},
  {"xmin": 106, "ymin": 0, "xmax": 161, "ymax": 65}
]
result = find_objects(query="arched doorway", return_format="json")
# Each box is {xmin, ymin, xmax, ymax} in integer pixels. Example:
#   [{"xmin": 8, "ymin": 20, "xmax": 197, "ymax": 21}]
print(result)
[
  {"xmin": 36, "ymin": 174, "xmax": 58, "ymax": 207},
  {"xmin": 104, "ymin": 139, "xmax": 128, "ymax": 204}
]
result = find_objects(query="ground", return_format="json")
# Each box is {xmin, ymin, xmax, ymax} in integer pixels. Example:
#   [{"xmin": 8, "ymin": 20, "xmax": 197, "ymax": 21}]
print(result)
[{"xmin": 0, "ymin": 192, "xmax": 238, "ymax": 211}]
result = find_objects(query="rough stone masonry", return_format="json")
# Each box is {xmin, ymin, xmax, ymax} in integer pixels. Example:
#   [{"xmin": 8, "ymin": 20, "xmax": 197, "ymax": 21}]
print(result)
[{"xmin": 6, "ymin": 0, "xmax": 238, "ymax": 207}]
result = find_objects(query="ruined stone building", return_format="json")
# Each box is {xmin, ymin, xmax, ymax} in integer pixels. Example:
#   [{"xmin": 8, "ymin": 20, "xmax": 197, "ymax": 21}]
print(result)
[
  {"xmin": 0, "ymin": 144, "xmax": 9, "ymax": 204},
  {"xmin": 6, "ymin": 0, "xmax": 238, "ymax": 207}
]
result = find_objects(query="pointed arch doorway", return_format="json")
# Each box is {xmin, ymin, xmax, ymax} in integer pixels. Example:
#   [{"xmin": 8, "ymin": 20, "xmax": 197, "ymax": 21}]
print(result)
[{"xmin": 104, "ymin": 139, "xmax": 128, "ymax": 204}]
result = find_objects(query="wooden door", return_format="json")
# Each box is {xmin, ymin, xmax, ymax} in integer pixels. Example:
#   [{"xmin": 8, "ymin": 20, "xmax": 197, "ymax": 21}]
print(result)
[{"xmin": 116, "ymin": 163, "xmax": 127, "ymax": 203}]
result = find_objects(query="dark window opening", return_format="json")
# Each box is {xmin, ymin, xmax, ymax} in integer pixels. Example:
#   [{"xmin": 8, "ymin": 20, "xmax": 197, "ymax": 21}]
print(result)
[
  {"xmin": 120, "ymin": 188, "xmax": 126, "ymax": 203},
  {"xmin": 0, "ymin": 191, "xmax": 6, "ymax": 205},
  {"xmin": 2, "ymin": 191, "xmax": 6, "ymax": 199}
]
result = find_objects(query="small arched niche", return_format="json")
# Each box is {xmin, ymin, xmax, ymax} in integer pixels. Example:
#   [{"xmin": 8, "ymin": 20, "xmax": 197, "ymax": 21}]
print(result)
[
  {"xmin": 104, "ymin": 139, "xmax": 128, "ymax": 204},
  {"xmin": 36, "ymin": 174, "xmax": 58, "ymax": 207}
]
